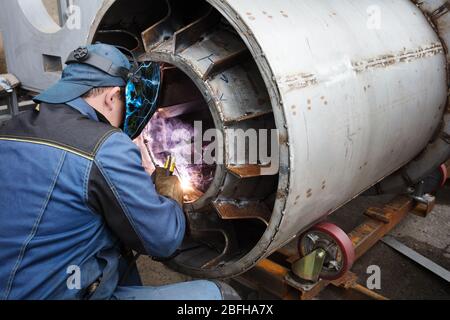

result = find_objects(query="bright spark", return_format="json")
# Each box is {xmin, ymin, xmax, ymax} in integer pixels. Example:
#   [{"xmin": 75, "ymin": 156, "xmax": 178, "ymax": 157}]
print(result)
[{"xmin": 181, "ymin": 179, "xmax": 192, "ymax": 191}]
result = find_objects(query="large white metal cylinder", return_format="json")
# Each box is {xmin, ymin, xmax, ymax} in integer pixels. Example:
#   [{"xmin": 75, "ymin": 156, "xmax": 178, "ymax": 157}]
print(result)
[
  {"xmin": 228, "ymin": 0, "xmax": 447, "ymax": 249},
  {"xmin": 162, "ymin": 0, "xmax": 447, "ymax": 278}
]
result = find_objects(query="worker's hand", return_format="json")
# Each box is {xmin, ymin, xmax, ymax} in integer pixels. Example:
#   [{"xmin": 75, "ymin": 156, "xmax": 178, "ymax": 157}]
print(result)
[{"xmin": 153, "ymin": 167, "xmax": 184, "ymax": 207}]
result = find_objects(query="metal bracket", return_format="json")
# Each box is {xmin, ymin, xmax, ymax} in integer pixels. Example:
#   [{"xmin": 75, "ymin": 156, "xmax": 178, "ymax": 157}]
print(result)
[
  {"xmin": 0, "ymin": 77, "xmax": 13, "ymax": 94},
  {"xmin": 291, "ymin": 249, "xmax": 326, "ymax": 282},
  {"xmin": 0, "ymin": 74, "xmax": 20, "ymax": 119},
  {"xmin": 409, "ymin": 181, "xmax": 436, "ymax": 216},
  {"xmin": 431, "ymin": 1, "xmax": 450, "ymax": 20}
]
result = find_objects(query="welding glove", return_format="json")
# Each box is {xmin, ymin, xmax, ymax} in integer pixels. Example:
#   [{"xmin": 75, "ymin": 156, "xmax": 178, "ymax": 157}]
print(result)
[{"xmin": 153, "ymin": 167, "xmax": 184, "ymax": 207}]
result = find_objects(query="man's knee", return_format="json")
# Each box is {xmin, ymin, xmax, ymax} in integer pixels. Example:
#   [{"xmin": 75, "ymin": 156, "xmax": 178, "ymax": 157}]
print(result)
[
  {"xmin": 171, "ymin": 280, "xmax": 241, "ymax": 300},
  {"xmin": 111, "ymin": 280, "xmax": 240, "ymax": 300},
  {"xmin": 211, "ymin": 281, "xmax": 241, "ymax": 300}
]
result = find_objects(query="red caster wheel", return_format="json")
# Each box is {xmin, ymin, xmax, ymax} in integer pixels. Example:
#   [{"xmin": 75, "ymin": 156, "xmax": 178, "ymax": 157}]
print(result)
[{"xmin": 298, "ymin": 222, "xmax": 355, "ymax": 280}]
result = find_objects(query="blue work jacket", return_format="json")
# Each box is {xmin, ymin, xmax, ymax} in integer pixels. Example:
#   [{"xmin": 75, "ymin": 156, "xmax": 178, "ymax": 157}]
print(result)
[{"xmin": 0, "ymin": 99, "xmax": 186, "ymax": 300}]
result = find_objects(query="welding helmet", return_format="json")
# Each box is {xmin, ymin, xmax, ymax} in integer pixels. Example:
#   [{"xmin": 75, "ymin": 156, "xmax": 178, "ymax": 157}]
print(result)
[
  {"xmin": 37, "ymin": 44, "xmax": 162, "ymax": 140},
  {"xmin": 124, "ymin": 61, "xmax": 162, "ymax": 140}
]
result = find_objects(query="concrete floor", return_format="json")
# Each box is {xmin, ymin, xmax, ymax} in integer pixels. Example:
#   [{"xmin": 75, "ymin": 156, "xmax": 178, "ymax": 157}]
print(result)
[{"xmin": 137, "ymin": 187, "xmax": 450, "ymax": 300}]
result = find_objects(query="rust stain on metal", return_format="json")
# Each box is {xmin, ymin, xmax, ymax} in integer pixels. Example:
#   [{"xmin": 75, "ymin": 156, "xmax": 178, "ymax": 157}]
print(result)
[
  {"xmin": 262, "ymin": 11, "xmax": 273, "ymax": 19},
  {"xmin": 213, "ymin": 200, "xmax": 271, "ymax": 225},
  {"xmin": 352, "ymin": 43, "xmax": 444, "ymax": 73},
  {"xmin": 307, "ymin": 99, "xmax": 312, "ymax": 110},
  {"xmin": 259, "ymin": 259, "xmax": 287, "ymax": 277},
  {"xmin": 276, "ymin": 188, "xmax": 288, "ymax": 200},
  {"xmin": 223, "ymin": 110, "xmax": 273, "ymax": 125},
  {"xmin": 411, "ymin": 197, "xmax": 436, "ymax": 217},
  {"xmin": 241, "ymin": 259, "xmax": 297, "ymax": 299},
  {"xmin": 228, "ymin": 164, "xmax": 260, "ymax": 177},
  {"xmin": 350, "ymin": 196, "xmax": 414, "ymax": 259},
  {"xmin": 246, "ymin": 12, "xmax": 256, "ymax": 21},
  {"xmin": 227, "ymin": 164, "xmax": 274, "ymax": 178},
  {"xmin": 364, "ymin": 207, "xmax": 390, "ymax": 223},
  {"xmin": 319, "ymin": 96, "xmax": 328, "ymax": 105},
  {"xmin": 278, "ymin": 133, "xmax": 288, "ymax": 145},
  {"xmin": 291, "ymin": 104, "xmax": 297, "ymax": 116},
  {"xmin": 306, "ymin": 189, "xmax": 313, "ymax": 198},
  {"xmin": 279, "ymin": 73, "xmax": 318, "ymax": 92}
]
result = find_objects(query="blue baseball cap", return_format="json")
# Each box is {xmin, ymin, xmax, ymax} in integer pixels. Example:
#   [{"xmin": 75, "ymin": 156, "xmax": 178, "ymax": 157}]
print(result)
[{"xmin": 34, "ymin": 43, "xmax": 131, "ymax": 104}]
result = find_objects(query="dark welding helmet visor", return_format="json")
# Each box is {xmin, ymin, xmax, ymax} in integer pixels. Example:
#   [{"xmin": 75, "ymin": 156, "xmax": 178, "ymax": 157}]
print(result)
[
  {"xmin": 124, "ymin": 62, "xmax": 162, "ymax": 140},
  {"xmin": 62, "ymin": 45, "xmax": 162, "ymax": 140}
]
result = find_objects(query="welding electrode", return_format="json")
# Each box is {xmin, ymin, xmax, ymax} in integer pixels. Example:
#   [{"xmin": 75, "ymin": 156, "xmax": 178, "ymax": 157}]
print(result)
[{"xmin": 163, "ymin": 155, "xmax": 176, "ymax": 176}]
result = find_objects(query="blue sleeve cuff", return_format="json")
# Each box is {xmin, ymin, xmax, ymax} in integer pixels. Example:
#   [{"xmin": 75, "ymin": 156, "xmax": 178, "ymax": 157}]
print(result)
[{"xmin": 95, "ymin": 132, "xmax": 186, "ymax": 258}]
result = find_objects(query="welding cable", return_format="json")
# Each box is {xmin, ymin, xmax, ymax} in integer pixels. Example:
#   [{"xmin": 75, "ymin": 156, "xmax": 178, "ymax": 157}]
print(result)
[
  {"xmin": 152, "ymin": 245, "xmax": 203, "ymax": 263},
  {"xmin": 119, "ymin": 246, "xmax": 204, "ymax": 285},
  {"xmin": 365, "ymin": 113, "xmax": 450, "ymax": 195},
  {"xmin": 142, "ymin": 138, "xmax": 159, "ymax": 168},
  {"xmin": 96, "ymin": 30, "xmax": 142, "ymax": 52},
  {"xmin": 119, "ymin": 252, "xmax": 142, "ymax": 286}
]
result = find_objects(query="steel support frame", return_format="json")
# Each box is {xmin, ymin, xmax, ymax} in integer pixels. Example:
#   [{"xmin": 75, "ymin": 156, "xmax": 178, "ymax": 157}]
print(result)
[{"xmin": 237, "ymin": 196, "xmax": 433, "ymax": 300}]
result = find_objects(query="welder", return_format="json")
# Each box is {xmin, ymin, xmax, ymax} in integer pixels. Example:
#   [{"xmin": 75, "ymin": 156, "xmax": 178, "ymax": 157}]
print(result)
[{"xmin": 0, "ymin": 44, "xmax": 239, "ymax": 300}]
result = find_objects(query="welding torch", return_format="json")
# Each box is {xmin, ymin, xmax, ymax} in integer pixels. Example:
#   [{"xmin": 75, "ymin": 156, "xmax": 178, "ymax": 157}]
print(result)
[{"xmin": 163, "ymin": 155, "xmax": 177, "ymax": 176}]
